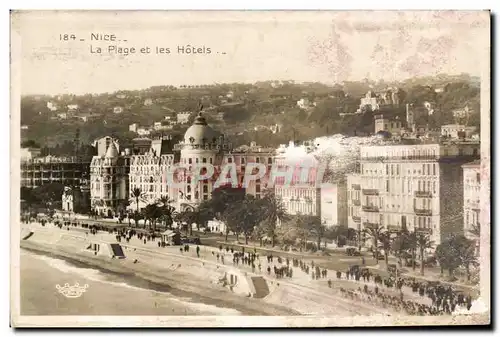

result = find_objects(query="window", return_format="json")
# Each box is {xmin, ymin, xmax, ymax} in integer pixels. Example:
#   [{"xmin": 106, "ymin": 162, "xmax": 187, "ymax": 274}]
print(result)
[
  {"xmin": 386, "ymin": 165, "xmax": 389, "ymax": 175},
  {"xmin": 241, "ymin": 157, "xmax": 245, "ymax": 164},
  {"xmin": 418, "ymin": 181, "xmax": 421, "ymax": 191},
  {"xmin": 427, "ymin": 181, "xmax": 431, "ymax": 192},
  {"xmin": 397, "ymin": 165, "xmax": 400, "ymax": 175},
  {"xmin": 427, "ymin": 164, "xmax": 431, "ymax": 176},
  {"xmin": 476, "ymin": 173, "xmax": 481, "ymax": 184},
  {"xmin": 422, "ymin": 164, "xmax": 426, "ymax": 175},
  {"xmin": 433, "ymin": 182, "xmax": 436, "ymax": 193},
  {"xmin": 209, "ymin": 158, "xmax": 213, "ymax": 164},
  {"xmin": 203, "ymin": 185, "xmax": 208, "ymax": 193},
  {"xmin": 188, "ymin": 158, "xmax": 192, "ymax": 164},
  {"xmin": 256, "ymin": 157, "xmax": 260, "ymax": 163},
  {"xmin": 433, "ymin": 164, "xmax": 436, "ymax": 175},
  {"xmin": 228, "ymin": 157, "xmax": 233, "ymax": 163},
  {"xmin": 386, "ymin": 180, "xmax": 389, "ymax": 192},
  {"xmin": 391, "ymin": 165, "xmax": 394, "ymax": 175}
]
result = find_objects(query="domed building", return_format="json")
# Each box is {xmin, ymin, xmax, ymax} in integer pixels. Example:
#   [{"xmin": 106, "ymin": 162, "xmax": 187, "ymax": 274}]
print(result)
[
  {"xmin": 172, "ymin": 113, "xmax": 231, "ymax": 212},
  {"xmin": 126, "ymin": 112, "xmax": 276, "ymax": 229}
]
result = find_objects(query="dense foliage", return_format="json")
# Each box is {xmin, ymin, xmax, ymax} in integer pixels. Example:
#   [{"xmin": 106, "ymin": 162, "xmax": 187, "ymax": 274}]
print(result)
[{"xmin": 21, "ymin": 74, "xmax": 481, "ymax": 153}]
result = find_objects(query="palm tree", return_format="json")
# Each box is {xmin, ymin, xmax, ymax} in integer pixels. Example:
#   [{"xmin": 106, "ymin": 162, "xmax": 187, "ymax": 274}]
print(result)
[
  {"xmin": 157, "ymin": 196, "xmax": 176, "ymax": 230},
  {"xmin": 363, "ymin": 224, "xmax": 384, "ymax": 262},
  {"xmin": 406, "ymin": 231, "xmax": 418, "ymax": 271},
  {"xmin": 130, "ymin": 188, "xmax": 145, "ymax": 227},
  {"xmin": 416, "ymin": 233, "xmax": 434, "ymax": 276},
  {"xmin": 142, "ymin": 203, "xmax": 162, "ymax": 232},
  {"xmin": 260, "ymin": 191, "xmax": 289, "ymax": 247},
  {"xmin": 379, "ymin": 231, "xmax": 392, "ymax": 270}
]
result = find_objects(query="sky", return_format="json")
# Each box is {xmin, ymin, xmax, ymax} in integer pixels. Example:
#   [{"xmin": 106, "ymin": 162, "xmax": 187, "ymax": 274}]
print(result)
[{"xmin": 11, "ymin": 10, "xmax": 490, "ymax": 96}]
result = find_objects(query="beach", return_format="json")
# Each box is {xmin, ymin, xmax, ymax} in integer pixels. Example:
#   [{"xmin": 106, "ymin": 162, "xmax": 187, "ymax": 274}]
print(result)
[
  {"xmin": 20, "ymin": 248, "xmax": 244, "ymax": 316},
  {"xmin": 18, "ymin": 223, "xmax": 395, "ymax": 317}
]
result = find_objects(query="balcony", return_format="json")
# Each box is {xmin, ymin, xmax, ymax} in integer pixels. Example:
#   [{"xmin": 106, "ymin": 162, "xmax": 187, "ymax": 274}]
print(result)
[
  {"xmin": 363, "ymin": 222, "xmax": 381, "ymax": 230},
  {"xmin": 414, "ymin": 208, "xmax": 432, "ymax": 216},
  {"xmin": 387, "ymin": 225, "xmax": 401, "ymax": 232},
  {"xmin": 414, "ymin": 191, "xmax": 432, "ymax": 198},
  {"xmin": 352, "ymin": 199, "xmax": 361, "ymax": 206},
  {"xmin": 352, "ymin": 184, "xmax": 361, "ymax": 190},
  {"xmin": 362, "ymin": 205, "xmax": 379, "ymax": 212},
  {"xmin": 415, "ymin": 227, "xmax": 432, "ymax": 234},
  {"xmin": 352, "ymin": 216, "xmax": 361, "ymax": 223},
  {"xmin": 362, "ymin": 189, "xmax": 379, "ymax": 196}
]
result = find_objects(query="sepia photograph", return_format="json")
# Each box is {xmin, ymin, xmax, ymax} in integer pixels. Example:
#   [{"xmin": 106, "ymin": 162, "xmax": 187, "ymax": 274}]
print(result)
[{"xmin": 9, "ymin": 10, "xmax": 491, "ymax": 328}]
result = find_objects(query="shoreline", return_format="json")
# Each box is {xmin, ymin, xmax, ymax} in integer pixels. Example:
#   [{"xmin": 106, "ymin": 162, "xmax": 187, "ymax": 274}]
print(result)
[{"xmin": 20, "ymin": 241, "xmax": 299, "ymax": 316}]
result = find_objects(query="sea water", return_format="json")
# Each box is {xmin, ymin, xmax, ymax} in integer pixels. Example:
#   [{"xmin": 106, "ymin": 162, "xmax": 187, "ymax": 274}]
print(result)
[{"xmin": 20, "ymin": 249, "xmax": 241, "ymax": 316}]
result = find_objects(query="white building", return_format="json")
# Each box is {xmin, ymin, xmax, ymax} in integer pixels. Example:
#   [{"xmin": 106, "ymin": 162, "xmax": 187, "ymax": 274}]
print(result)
[
  {"xmin": 297, "ymin": 98, "xmax": 315, "ymax": 110},
  {"xmin": 144, "ymin": 98, "xmax": 154, "ymax": 106},
  {"xmin": 374, "ymin": 116, "xmax": 403, "ymax": 135},
  {"xmin": 129, "ymin": 123, "xmax": 139, "ymax": 133},
  {"xmin": 47, "ymin": 101, "xmax": 58, "ymax": 111},
  {"xmin": 20, "ymin": 147, "xmax": 41, "ymax": 160},
  {"xmin": 441, "ymin": 124, "xmax": 478, "ymax": 139},
  {"xmin": 89, "ymin": 142, "xmax": 130, "ymax": 217},
  {"xmin": 462, "ymin": 160, "xmax": 481, "ymax": 239},
  {"xmin": 320, "ymin": 182, "xmax": 348, "ymax": 227},
  {"xmin": 94, "ymin": 136, "xmax": 120, "ymax": 157},
  {"xmin": 274, "ymin": 141, "xmax": 321, "ymax": 217},
  {"xmin": 129, "ymin": 114, "xmax": 273, "ymax": 217},
  {"xmin": 177, "ymin": 112, "xmax": 192, "ymax": 124},
  {"xmin": 347, "ymin": 141, "xmax": 480, "ymax": 245},
  {"xmin": 137, "ymin": 127, "xmax": 152, "ymax": 136},
  {"xmin": 207, "ymin": 219, "xmax": 226, "ymax": 233},
  {"xmin": 113, "ymin": 106, "xmax": 124, "ymax": 114},
  {"xmin": 359, "ymin": 91, "xmax": 382, "ymax": 111},
  {"xmin": 346, "ymin": 173, "xmax": 362, "ymax": 232},
  {"xmin": 57, "ymin": 112, "xmax": 69, "ymax": 120},
  {"xmin": 67, "ymin": 104, "xmax": 79, "ymax": 111},
  {"xmin": 128, "ymin": 137, "xmax": 177, "ymax": 210}
]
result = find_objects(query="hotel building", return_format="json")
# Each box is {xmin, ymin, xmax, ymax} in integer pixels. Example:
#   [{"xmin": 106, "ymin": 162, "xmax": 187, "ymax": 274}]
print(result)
[
  {"xmin": 462, "ymin": 160, "xmax": 481, "ymax": 239},
  {"xmin": 128, "ymin": 113, "xmax": 275, "ymax": 213},
  {"xmin": 21, "ymin": 155, "xmax": 90, "ymax": 189},
  {"xmin": 346, "ymin": 141, "xmax": 480, "ymax": 245},
  {"xmin": 274, "ymin": 141, "xmax": 321, "ymax": 217},
  {"xmin": 89, "ymin": 142, "xmax": 131, "ymax": 217}
]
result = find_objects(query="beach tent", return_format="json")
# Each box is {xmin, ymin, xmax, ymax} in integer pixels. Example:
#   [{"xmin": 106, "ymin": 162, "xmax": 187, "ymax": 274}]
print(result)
[{"xmin": 161, "ymin": 230, "xmax": 181, "ymax": 245}]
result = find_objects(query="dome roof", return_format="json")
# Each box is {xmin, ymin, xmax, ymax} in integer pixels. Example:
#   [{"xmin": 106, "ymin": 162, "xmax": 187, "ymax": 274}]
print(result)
[
  {"xmin": 105, "ymin": 142, "xmax": 119, "ymax": 158},
  {"xmin": 183, "ymin": 113, "xmax": 220, "ymax": 145}
]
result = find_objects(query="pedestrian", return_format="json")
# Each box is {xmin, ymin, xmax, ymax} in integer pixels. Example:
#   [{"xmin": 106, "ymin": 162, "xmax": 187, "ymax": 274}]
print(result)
[{"xmin": 196, "ymin": 245, "xmax": 200, "ymax": 258}]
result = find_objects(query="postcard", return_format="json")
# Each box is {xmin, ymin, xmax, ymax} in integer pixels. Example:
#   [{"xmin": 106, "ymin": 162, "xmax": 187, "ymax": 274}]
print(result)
[{"xmin": 10, "ymin": 10, "xmax": 491, "ymax": 327}]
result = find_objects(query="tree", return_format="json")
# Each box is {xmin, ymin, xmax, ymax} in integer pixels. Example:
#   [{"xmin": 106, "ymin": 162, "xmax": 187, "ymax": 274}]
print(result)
[
  {"xmin": 416, "ymin": 233, "xmax": 434, "ymax": 276},
  {"xmin": 435, "ymin": 235, "xmax": 467, "ymax": 278},
  {"xmin": 130, "ymin": 188, "xmax": 145, "ymax": 226},
  {"xmin": 260, "ymin": 190, "xmax": 289, "ymax": 247},
  {"xmin": 391, "ymin": 230, "xmax": 411, "ymax": 267},
  {"xmin": 142, "ymin": 203, "xmax": 162, "ymax": 231},
  {"xmin": 379, "ymin": 231, "xmax": 392, "ymax": 270},
  {"xmin": 460, "ymin": 241, "xmax": 478, "ymax": 282},
  {"xmin": 157, "ymin": 196, "xmax": 176, "ymax": 230},
  {"xmin": 363, "ymin": 225, "xmax": 384, "ymax": 262},
  {"xmin": 310, "ymin": 218, "xmax": 326, "ymax": 251}
]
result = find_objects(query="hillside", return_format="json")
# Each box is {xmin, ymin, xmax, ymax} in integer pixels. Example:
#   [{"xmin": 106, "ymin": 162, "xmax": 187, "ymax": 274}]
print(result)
[{"xmin": 20, "ymin": 74, "xmax": 481, "ymax": 153}]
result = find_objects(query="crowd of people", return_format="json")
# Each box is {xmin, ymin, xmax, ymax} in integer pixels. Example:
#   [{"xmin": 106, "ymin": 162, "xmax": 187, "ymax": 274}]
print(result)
[
  {"xmin": 29, "ymin": 218, "xmax": 477, "ymax": 316},
  {"xmin": 329, "ymin": 266, "xmax": 475, "ymax": 315}
]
